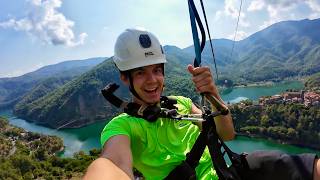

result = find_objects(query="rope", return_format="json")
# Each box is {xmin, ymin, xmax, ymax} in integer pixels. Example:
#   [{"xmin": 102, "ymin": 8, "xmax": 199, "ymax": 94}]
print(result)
[
  {"xmin": 199, "ymin": 0, "xmax": 219, "ymax": 80},
  {"xmin": 230, "ymin": 0, "xmax": 243, "ymax": 61}
]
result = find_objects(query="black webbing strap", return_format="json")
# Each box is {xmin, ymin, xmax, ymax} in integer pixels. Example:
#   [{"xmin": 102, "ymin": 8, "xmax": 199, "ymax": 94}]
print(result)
[
  {"xmin": 204, "ymin": 119, "xmax": 238, "ymax": 180},
  {"xmin": 167, "ymin": 113, "xmax": 243, "ymax": 180},
  {"xmin": 185, "ymin": 131, "xmax": 207, "ymax": 169},
  {"xmin": 101, "ymin": 83, "xmax": 124, "ymax": 108}
]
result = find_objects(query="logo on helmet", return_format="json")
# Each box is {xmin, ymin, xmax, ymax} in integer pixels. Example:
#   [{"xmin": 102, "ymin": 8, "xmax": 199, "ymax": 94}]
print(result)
[
  {"xmin": 139, "ymin": 34, "xmax": 152, "ymax": 48},
  {"xmin": 145, "ymin": 52, "xmax": 154, "ymax": 57}
]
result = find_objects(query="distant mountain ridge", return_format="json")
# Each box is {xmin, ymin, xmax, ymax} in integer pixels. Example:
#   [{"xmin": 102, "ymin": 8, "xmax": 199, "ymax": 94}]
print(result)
[
  {"xmin": 0, "ymin": 57, "xmax": 106, "ymax": 110},
  {"xmin": 232, "ymin": 18, "xmax": 320, "ymax": 81},
  {"xmin": 182, "ymin": 18, "xmax": 320, "ymax": 82}
]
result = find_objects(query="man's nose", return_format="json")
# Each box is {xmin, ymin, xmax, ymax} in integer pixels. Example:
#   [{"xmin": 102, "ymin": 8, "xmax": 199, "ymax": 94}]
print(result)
[{"xmin": 145, "ymin": 71, "xmax": 157, "ymax": 82}]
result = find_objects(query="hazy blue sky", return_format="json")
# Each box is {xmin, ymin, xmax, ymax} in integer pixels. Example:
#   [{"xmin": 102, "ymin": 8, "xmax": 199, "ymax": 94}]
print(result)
[{"xmin": 0, "ymin": 0, "xmax": 319, "ymax": 77}]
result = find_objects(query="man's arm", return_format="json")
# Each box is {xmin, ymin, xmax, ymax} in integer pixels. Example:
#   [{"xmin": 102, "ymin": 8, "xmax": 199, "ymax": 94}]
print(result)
[
  {"xmin": 83, "ymin": 158, "xmax": 131, "ymax": 180},
  {"xmin": 314, "ymin": 158, "xmax": 320, "ymax": 180},
  {"xmin": 188, "ymin": 64, "xmax": 235, "ymax": 141},
  {"xmin": 84, "ymin": 135, "xmax": 134, "ymax": 180}
]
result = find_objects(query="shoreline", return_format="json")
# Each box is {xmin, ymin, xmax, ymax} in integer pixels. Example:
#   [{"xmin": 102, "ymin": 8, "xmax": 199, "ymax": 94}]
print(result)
[
  {"xmin": 236, "ymin": 133, "xmax": 320, "ymax": 152},
  {"xmin": 231, "ymin": 79, "xmax": 304, "ymax": 88},
  {"xmin": 234, "ymin": 81, "xmax": 275, "ymax": 88}
]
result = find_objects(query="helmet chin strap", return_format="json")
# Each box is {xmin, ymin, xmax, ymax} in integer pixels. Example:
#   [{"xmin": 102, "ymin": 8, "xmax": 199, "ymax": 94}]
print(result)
[{"xmin": 128, "ymin": 73, "xmax": 144, "ymax": 102}]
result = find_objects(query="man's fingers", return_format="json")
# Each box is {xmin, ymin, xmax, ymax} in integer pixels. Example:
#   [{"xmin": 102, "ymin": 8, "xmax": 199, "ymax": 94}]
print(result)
[
  {"xmin": 192, "ymin": 66, "xmax": 211, "ymax": 75},
  {"xmin": 192, "ymin": 72, "xmax": 212, "ymax": 83},
  {"xmin": 187, "ymin": 64, "xmax": 195, "ymax": 75},
  {"xmin": 192, "ymin": 75, "xmax": 211, "ymax": 85},
  {"xmin": 188, "ymin": 64, "xmax": 218, "ymax": 94},
  {"xmin": 187, "ymin": 64, "xmax": 211, "ymax": 76}
]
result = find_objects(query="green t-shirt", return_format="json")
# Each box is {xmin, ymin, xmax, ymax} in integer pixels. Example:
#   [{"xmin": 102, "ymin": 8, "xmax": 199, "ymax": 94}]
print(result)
[{"xmin": 101, "ymin": 96, "xmax": 218, "ymax": 180}]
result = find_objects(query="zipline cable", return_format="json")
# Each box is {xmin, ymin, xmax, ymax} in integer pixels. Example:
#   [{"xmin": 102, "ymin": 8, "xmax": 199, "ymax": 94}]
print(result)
[{"xmin": 230, "ymin": 0, "xmax": 243, "ymax": 61}]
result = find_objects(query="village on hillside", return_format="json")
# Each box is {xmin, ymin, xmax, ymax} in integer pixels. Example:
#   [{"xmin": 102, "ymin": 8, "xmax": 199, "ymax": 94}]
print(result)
[{"xmin": 259, "ymin": 90, "xmax": 320, "ymax": 107}]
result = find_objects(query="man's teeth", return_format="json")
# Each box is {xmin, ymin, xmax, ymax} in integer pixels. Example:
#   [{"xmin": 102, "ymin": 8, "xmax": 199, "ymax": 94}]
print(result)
[{"xmin": 145, "ymin": 88, "xmax": 157, "ymax": 92}]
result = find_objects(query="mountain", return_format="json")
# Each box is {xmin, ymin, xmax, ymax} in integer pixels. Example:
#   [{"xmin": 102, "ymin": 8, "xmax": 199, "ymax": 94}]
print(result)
[
  {"xmin": 13, "ymin": 56, "xmax": 197, "ymax": 129},
  {"xmin": 0, "ymin": 57, "xmax": 106, "ymax": 110},
  {"xmin": 231, "ymin": 18, "xmax": 320, "ymax": 82},
  {"xmin": 183, "ymin": 38, "xmax": 236, "ymax": 68},
  {"xmin": 305, "ymin": 72, "xmax": 320, "ymax": 93},
  {"xmin": 182, "ymin": 18, "xmax": 320, "ymax": 82},
  {"xmin": 14, "ymin": 77, "xmax": 74, "ymax": 116},
  {"xmin": 13, "ymin": 59, "xmax": 120, "ymax": 128}
]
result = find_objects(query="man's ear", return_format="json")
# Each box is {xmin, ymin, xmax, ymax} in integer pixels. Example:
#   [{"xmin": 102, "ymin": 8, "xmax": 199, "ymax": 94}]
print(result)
[{"xmin": 120, "ymin": 74, "xmax": 129, "ymax": 85}]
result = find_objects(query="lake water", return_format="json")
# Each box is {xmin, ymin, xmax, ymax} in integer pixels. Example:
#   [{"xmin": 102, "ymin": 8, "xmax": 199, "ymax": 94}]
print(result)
[{"xmin": 1, "ymin": 81, "xmax": 319, "ymax": 157}]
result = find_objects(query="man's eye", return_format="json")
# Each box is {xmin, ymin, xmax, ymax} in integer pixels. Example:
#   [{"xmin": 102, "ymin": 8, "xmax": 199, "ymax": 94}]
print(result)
[
  {"xmin": 135, "ymin": 71, "xmax": 143, "ymax": 75},
  {"xmin": 155, "ymin": 68, "xmax": 163, "ymax": 74}
]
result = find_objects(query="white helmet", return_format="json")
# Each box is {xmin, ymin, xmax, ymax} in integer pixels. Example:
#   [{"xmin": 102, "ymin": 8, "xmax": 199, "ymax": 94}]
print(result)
[{"xmin": 113, "ymin": 28, "xmax": 167, "ymax": 71}]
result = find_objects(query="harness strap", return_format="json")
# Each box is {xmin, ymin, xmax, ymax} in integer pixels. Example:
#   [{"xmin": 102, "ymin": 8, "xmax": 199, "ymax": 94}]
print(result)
[
  {"xmin": 164, "ymin": 161, "xmax": 196, "ymax": 180},
  {"xmin": 185, "ymin": 131, "xmax": 207, "ymax": 169},
  {"xmin": 167, "ymin": 111, "xmax": 245, "ymax": 180},
  {"xmin": 204, "ymin": 119, "xmax": 237, "ymax": 180},
  {"xmin": 188, "ymin": 0, "xmax": 206, "ymax": 67}
]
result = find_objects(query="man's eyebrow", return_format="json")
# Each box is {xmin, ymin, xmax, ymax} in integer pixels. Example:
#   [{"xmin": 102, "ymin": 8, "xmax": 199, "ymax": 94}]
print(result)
[{"xmin": 132, "ymin": 67, "xmax": 144, "ymax": 72}]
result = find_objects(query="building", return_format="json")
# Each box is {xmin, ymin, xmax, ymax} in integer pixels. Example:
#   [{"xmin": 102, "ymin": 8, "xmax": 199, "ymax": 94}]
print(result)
[{"xmin": 304, "ymin": 92, "xmax": 320, "ymax": 107}]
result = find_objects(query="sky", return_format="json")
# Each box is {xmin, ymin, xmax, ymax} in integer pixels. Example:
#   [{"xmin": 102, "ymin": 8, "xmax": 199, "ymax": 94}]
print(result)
[{"xmin": 0, "ymin": 0, "xmax": 319, "ymax": 78}]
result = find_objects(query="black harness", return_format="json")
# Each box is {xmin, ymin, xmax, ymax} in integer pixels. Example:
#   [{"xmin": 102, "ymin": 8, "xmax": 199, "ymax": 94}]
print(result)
[{"xmin": 101, "ymin": 83, "xmax": 250, "ymax": 180}]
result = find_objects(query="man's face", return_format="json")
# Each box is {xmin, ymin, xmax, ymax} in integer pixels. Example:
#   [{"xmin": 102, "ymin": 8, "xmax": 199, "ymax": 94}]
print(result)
[{"xmin": 129, "ymin": 64, "xmax": 164, "ymax": 104}]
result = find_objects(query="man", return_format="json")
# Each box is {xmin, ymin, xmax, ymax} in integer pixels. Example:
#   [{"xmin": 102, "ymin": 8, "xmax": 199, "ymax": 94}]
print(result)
[
  {"xmin": 85, "ymin": 28, "xmax": 234, "ymax": 179},
  {"xmin": 84, "ymin": 28, "xmax": 320, "ymax": 180}
]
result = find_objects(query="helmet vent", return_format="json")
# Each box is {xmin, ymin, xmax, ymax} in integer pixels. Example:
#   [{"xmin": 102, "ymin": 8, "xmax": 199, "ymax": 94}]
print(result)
[{"xmin": 139, "ymin": 34, "xmax": 152, "ymax": 48}]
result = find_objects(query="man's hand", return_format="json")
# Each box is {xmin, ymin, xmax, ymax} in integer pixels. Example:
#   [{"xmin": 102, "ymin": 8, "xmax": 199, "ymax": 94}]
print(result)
[
  {"xmin": 187, "ymin": 64, "xmax": 220, "ymax": 99},
  {"xmin": 188, "ymin": 64, "xmax": 235, "ymax": 141}
]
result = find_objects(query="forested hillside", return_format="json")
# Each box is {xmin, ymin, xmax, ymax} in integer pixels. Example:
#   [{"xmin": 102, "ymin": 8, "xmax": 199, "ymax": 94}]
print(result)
[
  {"xmin": 0, "ymin": 57, "xmax": 106, "ymax": 110},
  {"xmin": 231, "ymin": 101, "xmax": 320, "ymax": 149},
  {"xmin": 305, "ymin": 72, "xmax": 320, "ymax": 93},
  {"xmin": 0, "ymin": 116, "xmax": 98, "ymax": 179}
]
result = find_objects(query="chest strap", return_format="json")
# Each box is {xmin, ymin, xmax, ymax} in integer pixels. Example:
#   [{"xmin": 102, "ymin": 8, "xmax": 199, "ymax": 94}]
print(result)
[{"xmin": 101, "ymin": 83, "xmax": 178, "ymax": 122}]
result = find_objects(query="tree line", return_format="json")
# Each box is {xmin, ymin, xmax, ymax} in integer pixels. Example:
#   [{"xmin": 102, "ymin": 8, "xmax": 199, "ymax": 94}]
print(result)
[
  {"xmin": 0, "ymin": 117, "xmax": 98, "ymax": 179},
  {"xmin": 230, "ymin": 101, "xmax": 320, "ymax": 150}
]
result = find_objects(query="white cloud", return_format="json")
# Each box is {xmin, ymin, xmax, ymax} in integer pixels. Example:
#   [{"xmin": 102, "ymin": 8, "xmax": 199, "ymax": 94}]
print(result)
[
  {"xmin": 239, "ymin": 13, "xmax": 250, "ymax": 27},
  {"xmin": 214, "ymin": 10, "xmax": 223, "ymax": 21},
  {"xmin": 0, "ymin": 0, "xmax": 87, "ymax": 47},
  {"xmin": 236, "ymin": 31, "xmax": 249, "ymax": 40},
  {"xmin": 1, "ymin": 62, "xmax": 45, "ymax": 78},
  {"xmin": 227, "ymin": 30, "xmax": 248, "ymax": 41},
  {"xmin": 216, "ymin": 0, "xmax": 250, "ymax": 28},
  {"xmin": 248, "ymin": 0, "xmax": 316, "ymax": 30},
  {"xmin": 248, "ymin": 0, "xmax": 320, "ymax": 29},
  {"xmin": 306, "ymin": 0, "xmax": 320, "ymax": 19},
  {"xmin": 263, "ymin": 1, "xmax": 302, "ymax": 20},
  {"xmin": 225, "ymin": 0, "xmax": 239, "ymax": 18},
  {"xmin": 248, "ymin": 0, "xmax": 265, "ymax": 11}
]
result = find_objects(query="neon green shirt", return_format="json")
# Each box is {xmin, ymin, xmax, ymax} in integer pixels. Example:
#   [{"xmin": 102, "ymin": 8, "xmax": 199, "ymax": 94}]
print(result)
[{"xmin": 101, "ymin": 96, "xmax": 218, "ymax": 180}]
